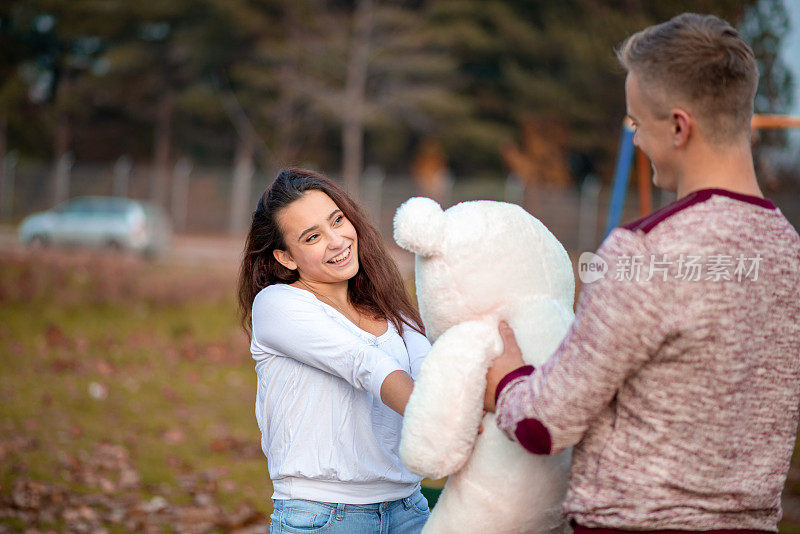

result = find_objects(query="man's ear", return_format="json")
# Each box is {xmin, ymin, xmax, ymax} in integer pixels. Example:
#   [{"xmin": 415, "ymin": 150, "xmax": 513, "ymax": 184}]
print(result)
[
  {"xmin": 671, "ymin": 108, "xmax": 692, "ymax": 147},
  {"xmin": 273, "ymin": 248, "xmax": 297, "ymax": 271}
]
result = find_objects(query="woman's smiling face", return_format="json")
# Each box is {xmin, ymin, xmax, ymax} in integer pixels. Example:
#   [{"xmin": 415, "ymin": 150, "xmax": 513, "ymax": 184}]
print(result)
[{"xmin": 273, "ymin": 189, "xmax": 359, "ymax": 284}]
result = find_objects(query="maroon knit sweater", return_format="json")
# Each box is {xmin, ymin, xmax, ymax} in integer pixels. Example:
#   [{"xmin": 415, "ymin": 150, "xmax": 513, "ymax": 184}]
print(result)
[{"xmin": 496, "ymin": 189, "xmax": 800, "ymax": 533}]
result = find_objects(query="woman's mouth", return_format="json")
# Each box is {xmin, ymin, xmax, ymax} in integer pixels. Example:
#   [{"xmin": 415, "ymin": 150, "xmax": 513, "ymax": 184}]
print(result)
[{"xmin": 327, "ymin": 246, "xmax": 352, "ymax": 265}]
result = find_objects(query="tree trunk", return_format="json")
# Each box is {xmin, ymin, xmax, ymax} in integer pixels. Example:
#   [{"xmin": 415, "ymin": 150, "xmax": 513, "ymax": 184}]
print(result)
[
  {"xmin": 274, "ymin": 65, "xmax": 297, "ymax": 167},
  {"xmin": 151, "ymin": 89, "xmax": 174, "ymax": 209},
  {"xmin": 342, "ymin": 0, "xmax": 373, "ymax": 199},
  {"xmin": 0, "ymin": 114, "xmax": 6, "ymax": 219},
  {"xmin": 51, "ymin": 75, "xmax": 72, "ymax": 207},
  {"xmin": 229, "ymin": 124, "xmax": 255, "ymax": 235}
]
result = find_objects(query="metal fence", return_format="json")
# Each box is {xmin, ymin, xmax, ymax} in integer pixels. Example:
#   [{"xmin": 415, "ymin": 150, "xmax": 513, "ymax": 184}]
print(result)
[{"xmin": 3, "ymin": 158, "xmax": 800, "ymax": 255}]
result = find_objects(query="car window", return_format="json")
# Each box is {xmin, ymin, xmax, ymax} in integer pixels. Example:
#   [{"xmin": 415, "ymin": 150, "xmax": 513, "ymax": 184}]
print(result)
[
  {"xmin": 61, "ymin": 199, "xmax": 92, "ymax": 214},
  {"xmin": 59, "ymin": 197, "xmax": 139, "ymax": 216},
  {"xmin": 94, "ymin": 198, "xmax": 120, "ymax": 215}
]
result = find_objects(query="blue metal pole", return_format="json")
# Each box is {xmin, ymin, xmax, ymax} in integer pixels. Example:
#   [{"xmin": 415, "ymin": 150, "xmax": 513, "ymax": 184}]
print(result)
[{"xmin": 604, "ymin": 119, "xmax": 636, "ymax": 238}]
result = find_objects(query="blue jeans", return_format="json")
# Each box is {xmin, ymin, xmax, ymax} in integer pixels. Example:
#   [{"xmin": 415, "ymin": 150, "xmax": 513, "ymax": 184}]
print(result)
[{"xmin": 270, "ymin": 489, "xmax": 430, "ymax": 533}]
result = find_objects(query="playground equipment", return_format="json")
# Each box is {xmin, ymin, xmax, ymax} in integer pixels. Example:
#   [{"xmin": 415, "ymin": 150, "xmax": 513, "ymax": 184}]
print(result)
[{"xmin": 604, "ymin": 114, "xmax": 800, "ymax": 237}]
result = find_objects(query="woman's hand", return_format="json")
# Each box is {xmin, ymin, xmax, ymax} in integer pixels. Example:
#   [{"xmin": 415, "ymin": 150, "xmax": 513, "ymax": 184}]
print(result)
[{"xmin": 484, "ymin": 321, "xmax": 525, "ymax": 412}]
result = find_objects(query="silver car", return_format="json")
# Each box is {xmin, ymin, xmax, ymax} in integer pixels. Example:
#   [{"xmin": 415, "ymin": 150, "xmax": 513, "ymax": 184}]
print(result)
[{"xmin": 19, "ymin": 196, "xmax": 171, "ymax": 257}]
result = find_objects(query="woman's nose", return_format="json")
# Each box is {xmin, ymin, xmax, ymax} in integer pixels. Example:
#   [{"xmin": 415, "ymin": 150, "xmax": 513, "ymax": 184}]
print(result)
[{"xmin": 327, "ymin": 229, "xmax": 346, "ymax": 248}]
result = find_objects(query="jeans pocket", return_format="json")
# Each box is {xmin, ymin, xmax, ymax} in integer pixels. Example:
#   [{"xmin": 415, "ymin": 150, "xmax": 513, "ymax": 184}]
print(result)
[
  {"xmin": 276, "ymin": 500, "xmax": 335, "ymax": 533},
  {"xmin": 410, "ymin": 491, "xmax": 430, "ymax": 516}
]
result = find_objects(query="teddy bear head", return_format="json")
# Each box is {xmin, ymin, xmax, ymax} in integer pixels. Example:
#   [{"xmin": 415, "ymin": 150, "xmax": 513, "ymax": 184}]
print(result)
[{"xmin": 394, "ymin": 197, "xmax": 574, "ymax": 341}]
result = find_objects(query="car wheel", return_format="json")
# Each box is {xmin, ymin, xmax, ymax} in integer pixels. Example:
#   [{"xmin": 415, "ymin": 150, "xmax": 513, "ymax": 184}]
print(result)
[
  {"xmin": 142, "ymin": 246, "xmax": 158, "ymax": 261},
  {"xmin": 29, "ymin": 235, "xmax": 49, "ymax": 248}
]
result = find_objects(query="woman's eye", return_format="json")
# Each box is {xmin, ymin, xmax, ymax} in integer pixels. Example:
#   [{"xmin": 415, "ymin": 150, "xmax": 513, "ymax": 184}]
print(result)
[
  {"xmin": 305, "ymin": 233, "xmax": 319, "ymax": 243},
  {"xmin": 333, "ymin": 215, "xmax": 343, "ymax": 225}
]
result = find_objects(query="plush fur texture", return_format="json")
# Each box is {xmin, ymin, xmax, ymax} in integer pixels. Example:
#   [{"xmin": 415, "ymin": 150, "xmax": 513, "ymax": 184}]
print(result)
[{"xmin": 394, "ymin": 198, "xmax": 576, "ymax": 534}]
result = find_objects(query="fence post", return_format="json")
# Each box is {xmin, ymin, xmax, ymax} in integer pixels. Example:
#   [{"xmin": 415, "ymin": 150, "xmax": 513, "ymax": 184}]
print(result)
[
  {"xmin": 362, "ymin": 165, "xmax": 384, "ymax": 229},
  {"xmin": 113, "ymin": 155, "xmax": 132, "ymax": 198},
  {"xmin": 171, "ymin": 157, "xmax": 192, "ymax": 233},
  {"xmin": 1, "ymin": 151, "xmax": 18, "ymax": 221},
  {"xmin": 504, "ymin": 173, "xmax": 524, "ymax": 205},
  {"xmin": 578, "ymin": 173, "xmax": 601, "ymax": 253}
]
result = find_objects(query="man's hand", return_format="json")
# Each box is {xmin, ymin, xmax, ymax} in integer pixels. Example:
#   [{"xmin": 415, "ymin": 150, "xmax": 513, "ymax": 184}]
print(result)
[{"xmin": 484, "ymin": 321, "xmax": 525, "ymax": 412}]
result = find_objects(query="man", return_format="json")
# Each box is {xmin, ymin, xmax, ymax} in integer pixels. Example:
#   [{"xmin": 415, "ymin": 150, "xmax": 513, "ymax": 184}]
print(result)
[{"xmin": 485, "ymin": 13, "xmax": 800, "ymax": 534}]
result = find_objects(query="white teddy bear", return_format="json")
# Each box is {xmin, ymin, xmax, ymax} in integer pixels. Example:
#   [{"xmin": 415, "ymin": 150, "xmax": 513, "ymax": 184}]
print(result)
[{"xmin": 394, "ymin": 197, "xmax": 575, "ymax": 534}]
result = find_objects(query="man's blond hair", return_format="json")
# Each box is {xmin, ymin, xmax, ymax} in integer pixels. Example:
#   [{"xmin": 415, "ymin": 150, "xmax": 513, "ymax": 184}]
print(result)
[{"xmin": 617, "ymin": 13, "xmax": 758, "ymax": 143}]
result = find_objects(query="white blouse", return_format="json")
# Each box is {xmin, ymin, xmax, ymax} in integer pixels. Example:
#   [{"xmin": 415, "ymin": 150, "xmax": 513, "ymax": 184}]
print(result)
[{"xmin": 250, "ymin": 283, "xmax": 431, "ymax": 504}]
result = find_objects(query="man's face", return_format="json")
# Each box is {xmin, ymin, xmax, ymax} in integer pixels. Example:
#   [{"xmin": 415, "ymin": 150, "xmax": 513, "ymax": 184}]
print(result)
[{"xmin": 625, "ymin": 72, "xmax": 678, "ymax": 192}]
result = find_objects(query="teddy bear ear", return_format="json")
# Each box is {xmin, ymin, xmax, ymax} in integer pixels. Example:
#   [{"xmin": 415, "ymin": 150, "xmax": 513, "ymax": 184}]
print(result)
[{"xmin": 393, "ymin": 197, "xmax": 445, "ymax": 257}]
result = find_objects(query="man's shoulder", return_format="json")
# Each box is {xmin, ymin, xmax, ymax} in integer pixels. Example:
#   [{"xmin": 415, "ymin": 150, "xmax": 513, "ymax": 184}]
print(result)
[{"xmin": 621, "ymin": 188, "xmax": 776, "ymax": 235}]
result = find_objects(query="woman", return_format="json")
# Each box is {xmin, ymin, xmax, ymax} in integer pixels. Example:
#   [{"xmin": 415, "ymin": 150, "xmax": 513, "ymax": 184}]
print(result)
[{"xmin": 238, "ymin": 168, "xmax": 431, "ymax": 533}]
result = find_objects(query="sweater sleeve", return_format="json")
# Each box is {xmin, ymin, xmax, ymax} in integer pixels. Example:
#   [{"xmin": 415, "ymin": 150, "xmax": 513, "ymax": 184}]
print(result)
[
  {"xmin": 496, "ymin": 230, "xmax": 675, "ymax": 455},
  {"xmin": 251, "ymin": 286, "xmax": 404, "ymax": 400}
]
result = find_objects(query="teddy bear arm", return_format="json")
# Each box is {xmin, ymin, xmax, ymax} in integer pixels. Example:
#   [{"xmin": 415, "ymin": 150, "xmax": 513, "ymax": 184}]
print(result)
[{"xmin": 401, "ymin": 321, "xmax": 501, "ymax": 477}]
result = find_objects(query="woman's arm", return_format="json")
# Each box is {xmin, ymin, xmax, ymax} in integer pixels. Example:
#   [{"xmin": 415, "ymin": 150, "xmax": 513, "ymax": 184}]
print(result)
[
  {"xmin": 382, "ymin": 323, "xmax": 430, "ymax": 414},
  {"xmin": 252, "ymin": 286, "xmax": 404, "ymax": 402},
  {"xmin": 380, "ymin": 370, "xmax": 414, "ymax": 415}
]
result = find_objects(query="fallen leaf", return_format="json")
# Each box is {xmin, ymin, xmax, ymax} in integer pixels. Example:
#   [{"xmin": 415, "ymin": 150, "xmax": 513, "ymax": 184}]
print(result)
[
  {"xmin": 45, "ymin": 324, "xmax": 71, "ymax": 349},
  {"xmin": 95, "ymin": 360, "xmax": 114, "ymax": 376},
  {"xmin": 162, "ymin": 428, "xmax": 185, "ymax": 444}
]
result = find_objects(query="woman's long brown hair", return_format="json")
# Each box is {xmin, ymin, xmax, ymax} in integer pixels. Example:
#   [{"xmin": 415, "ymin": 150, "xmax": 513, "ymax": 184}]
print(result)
[{"xmin": 237, "ymin": 168, "xmax": 424, "ymax": 338}]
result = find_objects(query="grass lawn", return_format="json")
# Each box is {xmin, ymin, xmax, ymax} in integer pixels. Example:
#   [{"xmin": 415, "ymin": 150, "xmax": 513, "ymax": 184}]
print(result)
[
  {"xmin": 0, "ymin": 247, "xmax": 798, "ymax": 532},
  {"xmin": 0, "ymin": 249, "xmax": 269, "ymax": 532}
]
